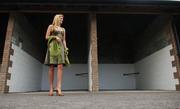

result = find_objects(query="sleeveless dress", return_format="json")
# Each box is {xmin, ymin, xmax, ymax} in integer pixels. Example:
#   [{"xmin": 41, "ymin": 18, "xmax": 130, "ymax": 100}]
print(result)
[{"xmin": 44, "ymin": 29, "xmax": 65, "ymax": 65}]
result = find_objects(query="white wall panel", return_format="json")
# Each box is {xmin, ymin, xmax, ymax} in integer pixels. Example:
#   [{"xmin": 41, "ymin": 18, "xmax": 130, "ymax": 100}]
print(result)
[
  {"xmin": 135, "ymin": 45, "xmax": 177, "ymax": 90},
  {"xmin": 8, "ymin": 44, "xmax": 42, "ymax": 92}
]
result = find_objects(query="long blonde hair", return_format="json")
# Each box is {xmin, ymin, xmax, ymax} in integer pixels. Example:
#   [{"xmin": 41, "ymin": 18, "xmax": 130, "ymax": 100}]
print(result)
[{"xmin": 52, "ymin": 14, "xmax": 64, "ymax": 31}]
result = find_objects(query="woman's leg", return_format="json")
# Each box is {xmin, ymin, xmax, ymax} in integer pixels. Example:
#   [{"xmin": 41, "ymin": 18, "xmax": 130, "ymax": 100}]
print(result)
[
  {"xmin": 56, "ymin": 64, "xmax": 63, "ymax": 93},
  {"xmin": 49, "ymin": 65, "xmax": 54, "ymax": 95}
]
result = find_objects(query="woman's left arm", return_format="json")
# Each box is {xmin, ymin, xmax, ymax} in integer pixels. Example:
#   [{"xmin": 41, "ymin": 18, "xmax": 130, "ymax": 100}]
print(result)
[{"xmin": 63, "ymin": 28, "xmax": 68, "ymax": 50}]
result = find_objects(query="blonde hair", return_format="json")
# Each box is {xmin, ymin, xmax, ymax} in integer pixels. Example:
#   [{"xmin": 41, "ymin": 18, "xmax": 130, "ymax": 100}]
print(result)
[{"xmin": 52, "ymin": 14, "xmax": 64, "ymax": 31}]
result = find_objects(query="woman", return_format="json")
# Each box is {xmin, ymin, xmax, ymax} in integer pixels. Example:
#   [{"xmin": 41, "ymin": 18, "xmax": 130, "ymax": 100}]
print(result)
[{"xmin": 44, "ymin": 14, "xmax": 69, "ymax": 96}]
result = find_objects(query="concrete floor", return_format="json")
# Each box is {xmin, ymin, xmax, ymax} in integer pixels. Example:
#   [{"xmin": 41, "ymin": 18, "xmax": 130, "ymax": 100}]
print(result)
[{"xmin": 0, "ymin": 91, "xmax": 180, "ymax": 109}]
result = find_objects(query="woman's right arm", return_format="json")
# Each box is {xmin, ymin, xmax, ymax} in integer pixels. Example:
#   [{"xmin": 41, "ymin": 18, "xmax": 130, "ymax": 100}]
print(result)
[{"xmin": 45, "ymin": 25, "xmax": 53, "ymax": 40}]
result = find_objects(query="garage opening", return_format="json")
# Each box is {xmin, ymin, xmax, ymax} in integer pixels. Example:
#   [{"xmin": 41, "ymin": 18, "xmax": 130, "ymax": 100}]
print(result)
[
  {"xmin": 97, "ymin": 14, "xmax": 177, "ymax": 91},
  {"xmin": 8, "ymin": 13, "xmax": 89, "ymax": 92},
  {"xmin": 172, "ymin": 15, "xmax": 180, "ymax": 57},
  {"xmin": 0, "ymin": 13, "xmax": 9, "ymax": 65}
]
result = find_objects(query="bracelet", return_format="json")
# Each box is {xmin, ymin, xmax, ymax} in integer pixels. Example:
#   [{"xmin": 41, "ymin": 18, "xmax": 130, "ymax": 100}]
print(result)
[{"xmin": 65, "ymin": 47, "xmax": 69, "ymax": 51}]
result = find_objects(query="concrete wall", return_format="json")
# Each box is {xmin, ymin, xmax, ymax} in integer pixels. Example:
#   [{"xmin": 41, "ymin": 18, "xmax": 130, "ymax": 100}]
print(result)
[
  {"xmin": 98, "ymin": 45, "xmax": 177, "ymax": 90},
  {"xmin": 11, "ymin": 14, "xmax": 42, "ymax": 62},
  {"xmin": 8, "ymin": 14, "xmax": 89, "ymax": 92},
  {"xmin": 135, "ymin": 45, "xmax": 178, "ymax": 90},
  {"xmin": 7, "ymin": 44, "xmax": 42, "ymax": 92},
  {"xmin": 134, "ymin": 15, "xmax": 177, "ymax": 90},
  {"xmin": 41, "ymin": 64, "xmax": 88, "ymax": 91},
  {"xmin": 134, "ymin": 15, "xmax": 171, "ymax": 62},
  {"xmin": 98, "ymin": 15, "xmax": 176, "ymax": 90},
  {"xmin": 99, "ymin": 64, "xmax": 136, "ymax": 90},
  {"xmin": 6, "ymin": 14, "xmax": 177, "ymax": 92},
  {"xmin": 7, "ymin": 14, "xmax": 43, "ymax": 92}
]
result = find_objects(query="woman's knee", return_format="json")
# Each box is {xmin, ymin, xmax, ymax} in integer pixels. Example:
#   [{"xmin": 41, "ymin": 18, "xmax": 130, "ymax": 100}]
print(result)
[
  {"xmin": 58, "ymin": 64, "xmax": 63, "ymax": 69},
  {"xmin": 49, "ymin": 65, "xmax": 54, "ymax": 71}
]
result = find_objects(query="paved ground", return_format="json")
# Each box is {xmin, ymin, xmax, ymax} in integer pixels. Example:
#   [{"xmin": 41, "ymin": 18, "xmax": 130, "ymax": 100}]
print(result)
[{"xmin": 0, "ymin": 91, "xmax": 180, "ymax": 109}]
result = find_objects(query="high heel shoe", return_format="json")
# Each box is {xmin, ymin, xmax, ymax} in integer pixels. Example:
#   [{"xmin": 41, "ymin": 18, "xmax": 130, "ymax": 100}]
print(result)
[
  {"xmin": 48, "ymin": 90, "xmax": 54, "ymax": 96},
  {"xmin": 48, "ymin": 92, "xmax": 54, "ymax": 96},
  {"xmin": 55, "ymin": 89, "xmax": 64, "ymax": 96}
]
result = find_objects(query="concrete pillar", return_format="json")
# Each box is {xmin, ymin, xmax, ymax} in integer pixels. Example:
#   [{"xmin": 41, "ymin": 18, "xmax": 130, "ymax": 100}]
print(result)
[
  {"xmin": 0, "ymin": 13, "xmax": 14, "ymax": 93},
  {"xmin": 88, "ymin": 13, "xmax": 99, "ymax": 92}
]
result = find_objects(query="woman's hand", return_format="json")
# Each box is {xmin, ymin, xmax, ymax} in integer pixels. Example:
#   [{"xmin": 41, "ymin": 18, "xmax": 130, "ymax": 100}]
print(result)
[
  {"xmin": 65, "ymin": 47, "xmax": 69, "ymax": 51},
  {"xmin": 65, "ymin": 47, "xmax": 69, "ymax": 55},
  {"xmin": 55, "ymin": 37, "xmax": 61, "ymax": 42}
]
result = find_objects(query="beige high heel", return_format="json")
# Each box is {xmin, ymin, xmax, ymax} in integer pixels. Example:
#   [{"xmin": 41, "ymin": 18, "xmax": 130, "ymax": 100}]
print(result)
[
  {"xmin": 55, "ymin": 89, "xmax": 64, "ymax": 96},
  {"xmin": 48, "ymin": 92, "xmax": 54, "ymax": 96}
]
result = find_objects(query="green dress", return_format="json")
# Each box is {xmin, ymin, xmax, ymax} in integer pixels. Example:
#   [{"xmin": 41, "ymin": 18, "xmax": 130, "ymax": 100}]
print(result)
[{"xmin": 44, "ymin": 29, "xmax": 70, "ymax": 66}]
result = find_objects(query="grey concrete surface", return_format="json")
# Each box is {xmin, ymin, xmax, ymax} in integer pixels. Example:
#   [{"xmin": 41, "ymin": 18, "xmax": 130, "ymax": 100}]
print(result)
[{"xmin": 0, "ymin": 91, "xmax": 180, "ymax": 109}]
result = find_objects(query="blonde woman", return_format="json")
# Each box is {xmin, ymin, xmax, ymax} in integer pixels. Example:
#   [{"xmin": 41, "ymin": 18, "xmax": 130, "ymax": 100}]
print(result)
[{"xmin": 44, "ymin": 14, "xmax": 70, "ymax": 96}]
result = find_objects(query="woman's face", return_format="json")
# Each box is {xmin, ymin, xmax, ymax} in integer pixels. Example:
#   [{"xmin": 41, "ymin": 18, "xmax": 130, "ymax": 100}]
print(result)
[
  {"xmin": 58, "ymin": 15, "xmax": 64, "ymax": 24},
  {"xmin": 54, "ymin": 14, "xmax": 64, "ymax": 26}
]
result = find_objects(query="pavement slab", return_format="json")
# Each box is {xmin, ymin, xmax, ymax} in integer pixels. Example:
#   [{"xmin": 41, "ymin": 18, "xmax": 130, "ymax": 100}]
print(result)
[{"xmin": 0, "ymin": 91, "xmax": 180, "ymax": 109}]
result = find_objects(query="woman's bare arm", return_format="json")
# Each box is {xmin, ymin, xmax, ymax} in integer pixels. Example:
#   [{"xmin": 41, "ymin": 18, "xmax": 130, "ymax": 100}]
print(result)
[
  {"xmin": 62, "ymin": 28, "xmax": 67, "ymax": 49},
  {"xmin": 45, "ymin": 25, "xmax": 53, "ymax": 40}
]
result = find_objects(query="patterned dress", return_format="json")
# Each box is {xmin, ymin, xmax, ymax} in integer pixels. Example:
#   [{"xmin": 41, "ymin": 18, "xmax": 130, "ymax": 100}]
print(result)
[{"xmin": 44, "ymin": 29, "xmax": 65, "ymax": 65}]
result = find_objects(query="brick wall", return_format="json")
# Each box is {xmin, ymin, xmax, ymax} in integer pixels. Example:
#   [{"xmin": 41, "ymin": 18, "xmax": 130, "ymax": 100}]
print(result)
[
  {"xmin": 89, "ymin": 13, "xmax": 99, "ymax": 92},
  {"xmin": 168, "ymin": 20, "xmax": 180, "ymax": 90},
  {"xmin": 0, "ymin": 13, "xmax": 14, "ymax": 93}
]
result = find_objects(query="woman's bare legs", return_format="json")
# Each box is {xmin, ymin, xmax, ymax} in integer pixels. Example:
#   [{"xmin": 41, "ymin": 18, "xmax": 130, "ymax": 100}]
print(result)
[
  {"xmin": 49, "ymin": 65, "xmax": 54, "ymax": 95},
  {"xmin": 56, "ymin": 64, "xmax": 63, "ymax": 95}
]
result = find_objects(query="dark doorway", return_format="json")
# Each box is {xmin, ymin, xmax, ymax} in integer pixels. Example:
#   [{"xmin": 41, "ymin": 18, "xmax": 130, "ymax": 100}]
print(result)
[
  {"xmin": 97, "ymin": 14, "xmax": 175, "ymax": 91},
  {"xmin": 0, "ymin": 13, "xmax": 9, "ymax": 64},
  {"xmin": 8, "ymin": 13, "xmax": 89, "ymax": 92},
  {"xmin": 172, "ymin": 15, "xmax": 180, "ymax": 56}
]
